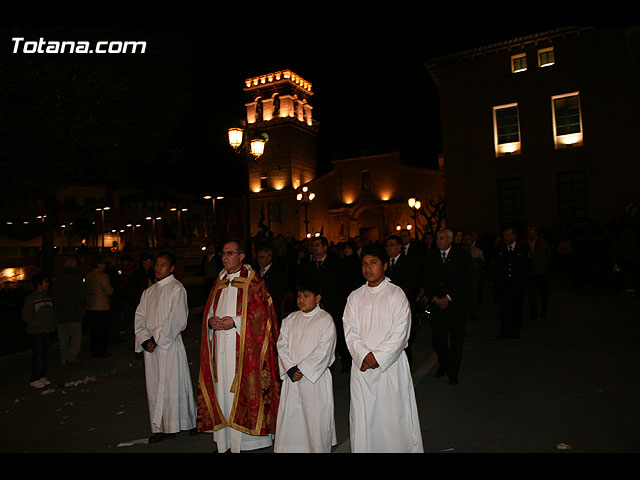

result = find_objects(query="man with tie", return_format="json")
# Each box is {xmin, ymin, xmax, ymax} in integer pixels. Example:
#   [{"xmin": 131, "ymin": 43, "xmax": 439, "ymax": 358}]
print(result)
[
  {"xmin": 385, "ymin": 234, "xmax": 421, "ymax": 366},
  {"xmin": 256, "ymin": 244, "xmax": 288, "ymax": 319},
  {"xmin": 424, "ymin": 229, "xmax": 470, "ymax": 385},
  {"xmin": 495, "ymin": 227, "xmax": 531, "ymax": 339}
]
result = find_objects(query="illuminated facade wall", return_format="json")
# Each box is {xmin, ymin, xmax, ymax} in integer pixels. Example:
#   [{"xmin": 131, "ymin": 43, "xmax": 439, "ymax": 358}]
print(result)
[{"xmin": 427, "ymin": 26, "xmax": 640, "ymax": 234}]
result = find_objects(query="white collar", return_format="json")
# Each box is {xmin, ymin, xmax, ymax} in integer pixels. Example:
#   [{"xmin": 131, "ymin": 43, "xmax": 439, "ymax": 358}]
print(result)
[
  {"xmin": 367, "ymin": 277, "xmax": 388, "ymax": 292},
  {"xmin": 301, "ymin": 305, "xmax": 321, "ymax": 317},
  {"xmin": 157, "ymin": 275, "xmax": 174, "ymax": 286}
]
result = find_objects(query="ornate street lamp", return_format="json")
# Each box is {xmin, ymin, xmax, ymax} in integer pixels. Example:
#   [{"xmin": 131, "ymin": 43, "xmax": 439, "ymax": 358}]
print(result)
[
  {"xmin": 227, "ymin": 124, "xmax": 268, "ymax": 261},
  {"xmin": 296, "ymin": 185, "xmax": 315, "ymax": 236},
  {"xmin": 408, "ymin": 197, "xmax": 421, "ymax": 240}
]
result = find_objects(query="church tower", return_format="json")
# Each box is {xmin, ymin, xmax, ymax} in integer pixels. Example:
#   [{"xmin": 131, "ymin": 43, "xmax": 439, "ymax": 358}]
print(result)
[{"xmin": 243, "ymin": 70, "xmax": 319, "ymax": 194}]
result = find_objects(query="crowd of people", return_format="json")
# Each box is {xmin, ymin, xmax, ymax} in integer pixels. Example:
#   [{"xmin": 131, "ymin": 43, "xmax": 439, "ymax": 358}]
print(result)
[{"xmin": 11, "ymin": 218, "xmax": 640, "ymax": 452}]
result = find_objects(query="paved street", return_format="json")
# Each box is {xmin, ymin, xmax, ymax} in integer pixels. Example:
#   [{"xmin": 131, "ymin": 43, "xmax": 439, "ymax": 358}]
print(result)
[{"xmin": 1, "ymin": 274, "xmax": 639, "ymax": 453}]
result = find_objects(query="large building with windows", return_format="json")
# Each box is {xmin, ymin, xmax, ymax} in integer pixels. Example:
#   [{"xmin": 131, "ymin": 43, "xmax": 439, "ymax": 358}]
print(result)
[{"xmin": 425, "ymin": 26, "xmax": 640, "ymax": 235}]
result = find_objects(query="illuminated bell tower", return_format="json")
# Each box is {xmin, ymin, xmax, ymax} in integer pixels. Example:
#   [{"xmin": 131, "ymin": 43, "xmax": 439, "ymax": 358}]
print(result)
[{"xmin": 243, "ymin": 70, "xmax": 319, "ymax": 194}]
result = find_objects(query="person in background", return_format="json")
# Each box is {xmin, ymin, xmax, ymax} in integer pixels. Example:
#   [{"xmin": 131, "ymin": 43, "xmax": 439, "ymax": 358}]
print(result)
[
  {"xmin": 51, "ymin": 257, "xmax": 86, "ymax": 366},
  {"xmin": 86, "ymin": 256, "xmax": 114, "ymax": 358},
  {"xmin": 22, "ymin": 273, "xmax": 56, "ymax": 388}
]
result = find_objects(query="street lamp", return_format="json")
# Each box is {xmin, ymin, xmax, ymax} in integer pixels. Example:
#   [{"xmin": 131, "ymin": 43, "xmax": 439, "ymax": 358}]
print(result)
[
  {"xmin": 227, "ymin": 123, "xmax": 268, "ymax": 261},
  {"xmin": 408, "ymin": 197, "xmax": 421, "ymax": 240},
  {"xmin": 170, "ymin": 207, "xmax": 188, "ymax": 242},
  {"xmin": 146, "ymin": 216, "xmax": 161, "ymax": 248},
  {"xmin": 96, "ymin": 206, "xmax": 111, "ymax": 250},
  {"xmin": 296, "ymin": 185, "xmax": 315, "ymax": 236},
  {"xmin": 203, "ymin": 195, "xmax": 224, "ymax": 240}
]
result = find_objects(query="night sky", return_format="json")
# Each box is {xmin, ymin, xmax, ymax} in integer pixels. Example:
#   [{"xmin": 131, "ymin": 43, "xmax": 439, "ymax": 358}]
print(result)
[{"xmin": 2, "ymin": 24, "xmax": 566, "ymax": 198}]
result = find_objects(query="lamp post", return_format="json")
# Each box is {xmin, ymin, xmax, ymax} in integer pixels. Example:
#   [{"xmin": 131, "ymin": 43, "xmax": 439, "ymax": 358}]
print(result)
[
  {"xmin": 146, "ymin": 216, "xmax": 161, "ymax": 248},
  {"xmin": 96, "ymin": 206, "xmax": 110, "ymax": 250},
  {"xmin": 296, "ymin": 185, "xmax": 315, "ymax": 237},
  {"xmin": 170, "ymin": 207, "xmax": 188, "ymax": 243},
  {"xmin": 408, "ymin": 197, "xmax": 421, "ymax": 240},
  {"xmin": 227, "ymin": 123, "xmax": 267, "ymax": 261},
  {"xmin": 203, "ymin": 195, "xmax": 224, "ymax": 240}
]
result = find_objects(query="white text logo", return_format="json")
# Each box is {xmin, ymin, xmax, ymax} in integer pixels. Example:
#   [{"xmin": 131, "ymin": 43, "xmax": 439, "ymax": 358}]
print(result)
[{"xmin": 12, "ymin": 37, "xmax": 147, "ymax": 54}]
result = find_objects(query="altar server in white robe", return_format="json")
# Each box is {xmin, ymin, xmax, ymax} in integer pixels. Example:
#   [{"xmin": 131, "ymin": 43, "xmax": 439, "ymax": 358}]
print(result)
[
  {"xmin": 135, "ymin": 251, "xmax": 197, "ymax": 443},
  {"xmin": 275, "ymin": 280, "xmax": 337, "ymax": 453},
  {"xmin": 343, "ymin": 244, "xmax": 423, "ymax": 453}
]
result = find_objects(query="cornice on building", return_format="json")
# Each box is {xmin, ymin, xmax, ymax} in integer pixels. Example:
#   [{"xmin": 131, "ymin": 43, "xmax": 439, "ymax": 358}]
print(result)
[{"xmin": 424, "ymin": 26, "xmax": 595, "ymax": 85}]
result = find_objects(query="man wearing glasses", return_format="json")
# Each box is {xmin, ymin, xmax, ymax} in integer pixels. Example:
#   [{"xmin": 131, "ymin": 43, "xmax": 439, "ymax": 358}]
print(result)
[{"xmin": 196, "ymin": 239, "xmax": 281, "ymax": 453}]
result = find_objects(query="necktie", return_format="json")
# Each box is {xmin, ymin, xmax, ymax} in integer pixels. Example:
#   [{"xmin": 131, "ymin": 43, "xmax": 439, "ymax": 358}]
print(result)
[
  {"xmin": 441, "ymin": 251, "xmax": 447, "ymax": 263},
  {"xmin": 316, "ymin": 260, "xmax": 322, "ymax": 270},
  {"xmin": 390, "ymin": 258, "xmax": 395, "ymax": 271},
  {"xmin": 508, "ymin": 245, "xmax": 513, "ymax": 253}
]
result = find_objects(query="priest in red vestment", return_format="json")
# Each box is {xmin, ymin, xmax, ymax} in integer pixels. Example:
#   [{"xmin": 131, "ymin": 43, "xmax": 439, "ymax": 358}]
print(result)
[{"xmin": 196, "ymin": 239, "xmax": 281, "ymax": 452}]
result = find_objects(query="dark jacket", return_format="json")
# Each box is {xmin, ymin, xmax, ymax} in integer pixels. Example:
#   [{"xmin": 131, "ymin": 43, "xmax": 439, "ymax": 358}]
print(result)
[
  {"xmin": 424, "ymin": 246, "xmax": 471, "ymax": 320},
  {"xmin": 22, "ymin": 291, "xmax": 56, "ymax": 335},
  {"xmin": 387, "ymin": 253, "xmax": 421, "ymax": 308},
  {"xmin": 260, "ymin": 262, "xmax": 288, "ymax": 319},
  {"xmin": 51, "ymin": 266, "xmax": 86, "ymax": 324},
  {"xmin": 495, "ymin": 242, "xmax": 531, "ymax": 289}
]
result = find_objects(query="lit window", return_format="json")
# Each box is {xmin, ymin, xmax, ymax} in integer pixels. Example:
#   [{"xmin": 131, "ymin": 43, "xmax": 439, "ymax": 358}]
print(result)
[
  {"xmin": 552, "ymin": 92, "xmax": 583, "ymax": 148},
  {"xmin": 511, "ymin": 53, "xmax": 527, "ymax": 73},
  {"xmin": 538, "ymin": 47, "xmax": 555, "ymax": 67},
  {"xmin": 493, "ymin": 103, "xmax": 521, "ymax": 157}
]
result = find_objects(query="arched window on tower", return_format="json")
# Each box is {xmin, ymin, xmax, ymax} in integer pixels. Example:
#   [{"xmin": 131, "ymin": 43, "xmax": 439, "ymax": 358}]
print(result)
[
  {"xmin": 256, "ymin": 98, "xmax": 263, "ymax": 122},
  {"xmin": 361, "ymin": 171, "xmax": 370, "ymax": 190}
]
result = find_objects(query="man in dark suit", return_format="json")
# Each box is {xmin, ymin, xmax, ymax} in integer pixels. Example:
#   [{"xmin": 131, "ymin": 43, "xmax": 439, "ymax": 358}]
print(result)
[
  {"xmin": 495, "ymin": 227, "xmax": 531, "ymax": 339},
  {"xmin": 299, "ymin": 235, "xmax": 348, "ymax": 371},
  {"xmin": 399, "ymin": 228, "xmax": 427, "ymax": 271},
  {"xmin": 424, "ymin": 229, "xmax": 470, "ymax": 385},
  {"xmin": 385, "ymin": 234, "xmax": 421, "ymax": 366},
  {"xmin": 256, "ymin": 244, "xmax": 288, "ymax": 320}
]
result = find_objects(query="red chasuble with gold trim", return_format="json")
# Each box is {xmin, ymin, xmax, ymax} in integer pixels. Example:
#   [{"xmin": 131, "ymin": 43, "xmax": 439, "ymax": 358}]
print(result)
[{"xmin": 196, "ymin": 265, "xmax": 281, "ymax": 436}]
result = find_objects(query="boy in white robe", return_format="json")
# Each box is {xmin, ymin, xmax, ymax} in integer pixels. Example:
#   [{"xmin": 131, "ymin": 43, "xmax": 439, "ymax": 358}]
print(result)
[
  {"xmin": 343, "ymin": 244, "xmax": 424, "ymax": 453},
  {"xmin": 135, "ymin": 251, "xmax": 197, "ymax": 443},
  {"xmin": 275, "ymin": 280, "xmax": 337, "ymax": 453}
]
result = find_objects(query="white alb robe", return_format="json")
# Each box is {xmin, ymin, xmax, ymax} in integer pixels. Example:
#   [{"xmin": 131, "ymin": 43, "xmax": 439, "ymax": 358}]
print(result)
[
  {"xmin": 209, "ymin": 269, "xmax": 273, "ymax": 453},
  {"xmin": 343, "ymin": 277, "xmax": 423, "ymax": 453},
  {"xmin": 134, "ymin": 275, "xmax": 197, "ymax": 434},
  {"xmin": 274, "ymin": 306, "xmax": 337, "ymax": 453}
]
